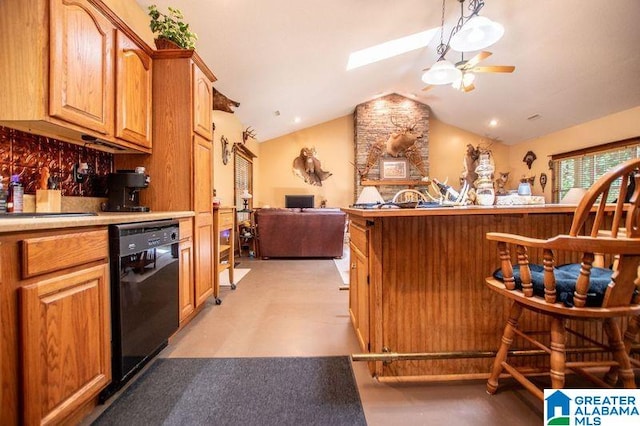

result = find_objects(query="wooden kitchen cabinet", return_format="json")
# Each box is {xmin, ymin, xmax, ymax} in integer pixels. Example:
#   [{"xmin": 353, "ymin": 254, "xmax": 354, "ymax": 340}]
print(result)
[
  {"xmin": 115, "ymin": 30, "xmax": 153, "ymax": 149},
  {"xmin": 116, "ymin": 49, "xmax": 217, "ymax": 316},
  {"xmin": 22, "ymin": 264, "xmax": 111, "ymax": 426},
  {"xmin": 49, "ymin": 0, "xmax": 115, "ymax": 136},
  {"xmin": 349, "ymin": 218, "xmax": 371, "ymax": 355},
  {"xmin": 0, "ymin": 227, "xmax": 110, "ymax": 425},
  {"xmin": 178, "ymin": 219, "xmax": 195, "ymax": 325},
  {"xmin": 0, "ymin": 242, "xmax": 3, "ymax": 418},
  {"xmin": 194, "ymin": 214, "xmax": 214, "ymax": 306},
  {"xmin": 0, "ymin": 0, "xmax": 154, "ymax": 153},
  {"xmin": 192, "ymin": 65, "xmax": 214, "ymax": 140},
  {"xmin": 194, "ymin": 134, "xmax": 215, "ymax": 305}
]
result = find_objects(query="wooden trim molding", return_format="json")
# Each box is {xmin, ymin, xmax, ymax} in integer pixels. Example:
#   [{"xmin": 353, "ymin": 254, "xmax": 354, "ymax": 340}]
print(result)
[
  {"xmin": 361, "ymin": 179, "xmax": 430, "ymax": 187},
  {"xmin": 152, "ymin": 49, "xmax": 217, "ymax": 82},
  {"xmin": 88, "ymin": 0, "xmax": 154, "ymax": 56},
  {"xmin": 233, "ymin": 142, "xmax": 257, "ymax": 160},
  {"xmin": 551, "ymin": 136, "xmax": 640, "ymax": 160}
]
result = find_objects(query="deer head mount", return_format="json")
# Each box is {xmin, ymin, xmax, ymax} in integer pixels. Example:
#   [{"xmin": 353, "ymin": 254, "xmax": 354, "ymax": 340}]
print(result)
[
  {"xmin": 358, "ymin": 115, "xmax": 426, "ymax": 179},
  {"xmin": 242, "ymin": 127, "xmax": 256, "ymax": 143},
  {"xmin": 386, "ymin": 116, "xmax": 423, "ymax": 156}
]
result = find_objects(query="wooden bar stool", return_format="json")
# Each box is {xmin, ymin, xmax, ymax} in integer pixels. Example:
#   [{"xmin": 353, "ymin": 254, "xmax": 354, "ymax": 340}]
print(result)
[{"xmin": 485, "ymin": 158, "xmax": 640, "ymax": 400}]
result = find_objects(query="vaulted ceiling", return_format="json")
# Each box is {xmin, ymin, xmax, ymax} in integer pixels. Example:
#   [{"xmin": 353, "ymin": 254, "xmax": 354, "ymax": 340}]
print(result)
[{"xmin": 137, "ymin": 0, "xmax": 640, "ymax": 144}]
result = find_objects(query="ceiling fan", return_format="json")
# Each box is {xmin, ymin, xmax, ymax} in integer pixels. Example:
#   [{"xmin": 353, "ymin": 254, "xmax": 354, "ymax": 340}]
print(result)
[{"xmin": 422, "ymin": 51, "xmax": 515, "ymax": 93}]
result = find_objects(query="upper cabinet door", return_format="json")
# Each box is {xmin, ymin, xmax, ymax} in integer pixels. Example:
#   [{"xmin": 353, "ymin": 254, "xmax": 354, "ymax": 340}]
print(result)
[
  {"xmin": 192, "ymin": 63, "xmax": 213, "ymax": 140},
  {"xmin": 49, "ymin": 0, "xmax": 114, "ymax": 135},
  {"xmin": 115, "ymin": 30, "xmax": 152, "ymax": 149}
]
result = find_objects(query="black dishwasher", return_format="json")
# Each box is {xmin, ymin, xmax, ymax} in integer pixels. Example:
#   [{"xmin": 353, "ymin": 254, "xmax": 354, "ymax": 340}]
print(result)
[{"xmin": 100, "ymin": 220, "xmax": 180, "ymax": 402}]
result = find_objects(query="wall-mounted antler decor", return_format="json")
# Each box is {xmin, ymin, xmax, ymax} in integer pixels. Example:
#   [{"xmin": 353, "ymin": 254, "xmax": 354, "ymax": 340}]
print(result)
[
  {"xmin": 242, "ymin": 126, "xmax": 256, "ymax": 143},
  {"xmin": 212, "ymin": 87, "xmax": 240, "ymax": 113},
  {"xmin": 292, "ymin": 147, "xmax": 332, "ymax": 186}
]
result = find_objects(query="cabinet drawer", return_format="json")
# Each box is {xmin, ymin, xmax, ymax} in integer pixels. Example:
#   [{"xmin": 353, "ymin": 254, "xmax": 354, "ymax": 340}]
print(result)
[
  {"xmin": 349, "ymin": 220, "xmax": 368, "ymax": 256},
  {"xmin": 179, "ymin": 218, "xmax": 193, "ymax": 240},
  {"xmin": 219, "ymin": 212, "xmax": 234, "ymax": 229},
  {"xmin": 21, "ymin": 230, "xmax": 108, "ymax": 278}
]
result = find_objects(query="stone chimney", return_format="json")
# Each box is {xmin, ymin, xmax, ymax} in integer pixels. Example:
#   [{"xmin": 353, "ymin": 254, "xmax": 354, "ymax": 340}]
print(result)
[{"xmin": 353, "ymin": 94, "xmax": 429, "ymax": 201}]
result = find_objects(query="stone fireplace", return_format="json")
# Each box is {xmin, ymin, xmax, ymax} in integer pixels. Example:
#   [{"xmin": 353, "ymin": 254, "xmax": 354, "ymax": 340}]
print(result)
[{"xmin": 353, "ymin": 93, "xmax": 429, "ymax": 201}]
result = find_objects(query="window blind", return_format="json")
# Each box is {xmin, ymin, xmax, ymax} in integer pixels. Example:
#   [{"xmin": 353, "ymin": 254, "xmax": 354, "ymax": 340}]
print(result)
[
  {"xmin": 234, "ymin": 152, "xmax": 252, "ymax": 218},
  {"xmin": 551, "ymin": 138, "xmax": 640, "ymax": 202}
]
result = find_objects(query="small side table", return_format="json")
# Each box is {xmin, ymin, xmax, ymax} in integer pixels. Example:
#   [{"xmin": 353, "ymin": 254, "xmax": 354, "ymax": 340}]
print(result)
[{"xmin": 214, "ymin": 206, "xmax": 236, "ymax": 305}]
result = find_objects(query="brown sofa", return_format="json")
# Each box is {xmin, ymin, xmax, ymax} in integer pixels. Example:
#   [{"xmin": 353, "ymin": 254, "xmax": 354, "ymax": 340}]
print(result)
[{"xmin": 254, "ymin": 208, "xmax": 346, "ymax": 258}]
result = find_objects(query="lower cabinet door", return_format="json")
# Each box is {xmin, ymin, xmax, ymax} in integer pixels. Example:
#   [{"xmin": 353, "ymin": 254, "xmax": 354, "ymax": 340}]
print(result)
[
  {"xmin": 353, "ymin": 246, "xmax": 370, "ymax": 353},
  {"xmin": 349, "ymin": 246, "xmax": 359, "ymax": 330},
  {"xmin": 194, "ymin": 213, "xmax": 214, "ymax": 307},
  {"xmin": 21, "ymin": 263, "xmax": 111, "ymax": 426},
  {"xmin": 179, "ymin": 237, "xmax": 195, "ymax": 323}
]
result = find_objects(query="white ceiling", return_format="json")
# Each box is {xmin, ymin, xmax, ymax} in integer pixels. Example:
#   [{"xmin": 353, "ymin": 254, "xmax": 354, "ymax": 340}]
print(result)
[{"xmin": 136, "ymin": 0, "xmax": 640, "ymax": 145}]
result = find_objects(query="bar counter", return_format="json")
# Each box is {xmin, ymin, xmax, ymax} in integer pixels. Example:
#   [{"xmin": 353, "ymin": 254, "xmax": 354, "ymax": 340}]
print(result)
[{"xmin": 342, "ymin": 204, "xmax": 613, "ymax": 381}]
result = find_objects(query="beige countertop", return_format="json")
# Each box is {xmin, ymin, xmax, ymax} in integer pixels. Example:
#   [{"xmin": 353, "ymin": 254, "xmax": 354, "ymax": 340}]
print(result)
[{"xmin": 0, "ymin": 211, "xmax": 195, "ymax": 233}]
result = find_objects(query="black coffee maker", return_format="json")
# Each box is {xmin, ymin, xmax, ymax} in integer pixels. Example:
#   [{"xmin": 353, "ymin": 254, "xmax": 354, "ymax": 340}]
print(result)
[{"xmin": 105, "ymin": 170, "xmax": 150, "ymax": 212}]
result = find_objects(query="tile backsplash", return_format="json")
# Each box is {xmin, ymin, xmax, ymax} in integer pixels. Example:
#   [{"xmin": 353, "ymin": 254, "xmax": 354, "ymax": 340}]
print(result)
[{"xmin": 0, "ymin": 126, "xmax": 113, "ymax": 197}]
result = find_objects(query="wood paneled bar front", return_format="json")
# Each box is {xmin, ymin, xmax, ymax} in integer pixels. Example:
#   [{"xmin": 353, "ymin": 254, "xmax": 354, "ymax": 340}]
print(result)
[{"xmin": 342, "ymin": 205, "xmax": 631, "ymax": 381}]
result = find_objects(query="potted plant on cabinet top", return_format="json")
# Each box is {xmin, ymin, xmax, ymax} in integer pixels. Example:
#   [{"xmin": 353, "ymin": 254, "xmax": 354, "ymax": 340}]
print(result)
[{"xmin": 148, "ymin": 4, "xmax": 197, "ymax": 50}]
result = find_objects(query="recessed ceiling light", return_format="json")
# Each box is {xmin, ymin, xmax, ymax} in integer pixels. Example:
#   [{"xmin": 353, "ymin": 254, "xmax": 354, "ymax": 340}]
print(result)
[
  {"xmin": 489, "ymin": 119, "xmax": 498, "ymax": 127},
  {"xmin": 294, "ymin": 116, "xmax": 301, "ymax": 123},
  {"xmin": 347, "ymin": 28, "xmax": 438, "ymax": 70}
]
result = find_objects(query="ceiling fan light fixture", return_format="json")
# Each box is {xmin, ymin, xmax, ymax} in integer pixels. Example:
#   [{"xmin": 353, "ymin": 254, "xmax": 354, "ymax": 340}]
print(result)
[
  {"xmin": 452, "ymin": 72, "xmax": 476, "ymax": 90},
  {"xmin": 450, "ymin": 15, "xmax": 504, "ymax": 52},
  {"xmin": 421, "ymin": 60, "xmax": 462, "ymax": 85}
]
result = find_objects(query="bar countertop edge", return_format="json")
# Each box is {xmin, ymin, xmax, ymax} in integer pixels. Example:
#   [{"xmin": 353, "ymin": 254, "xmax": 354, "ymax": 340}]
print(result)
[{"xmin": 342, "ymin": 204, "xmax": 588, "ymax": 218}]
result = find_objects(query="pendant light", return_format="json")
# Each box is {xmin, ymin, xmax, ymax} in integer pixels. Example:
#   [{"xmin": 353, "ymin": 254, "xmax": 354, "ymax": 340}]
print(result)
[
  {"xmin": 450, "ymin": 1, "xmax": 504, "ymax": 52},
  {"xmin": 422, "ymin": 60, "xmax": 462, "ymax": 85},
  {"xmin": 421, "ymin": 0, "xmax": 462, "ymax": 85},
  {"xmin": 420, "ymin": 1, "xmax": 505, "ymax": 89},
  {"xmin": 451, "ymin": 71, "xmax": 475, "ymax": 90}
]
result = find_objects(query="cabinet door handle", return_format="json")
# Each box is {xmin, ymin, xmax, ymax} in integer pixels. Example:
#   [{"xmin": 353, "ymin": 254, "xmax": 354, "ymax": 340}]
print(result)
[{"xmin": 351, "ymin": 263, "xmax": 356, "ymax": 269}]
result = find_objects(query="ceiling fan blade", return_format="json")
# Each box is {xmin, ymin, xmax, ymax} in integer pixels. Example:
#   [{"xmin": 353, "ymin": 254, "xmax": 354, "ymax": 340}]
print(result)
[
  {"xmin": 464, "ymin": 51, "xmax": 492, "ymax": 69},
  {"xmin": 463, "ymin": 84, "xmax": 476, "ymax": 92},
  {"xmin": 472, "ymin": 65, "xmax": 515, "ymax": 73},
  {"xmin": 421, "ymin": 84, "xmax": 434, "ymax": 92}
]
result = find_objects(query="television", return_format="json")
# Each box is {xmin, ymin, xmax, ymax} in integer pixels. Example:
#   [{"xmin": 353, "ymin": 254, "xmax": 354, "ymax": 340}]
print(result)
[{"xmin": 285, "ymin": 195, "xmax": 314, "ymax": 209}]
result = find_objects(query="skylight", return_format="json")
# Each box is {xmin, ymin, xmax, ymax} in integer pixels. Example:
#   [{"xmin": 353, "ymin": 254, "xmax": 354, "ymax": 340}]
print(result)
[{"xmin": 346, "ymin": 28, "xmax": 438, "ymax": 70}]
